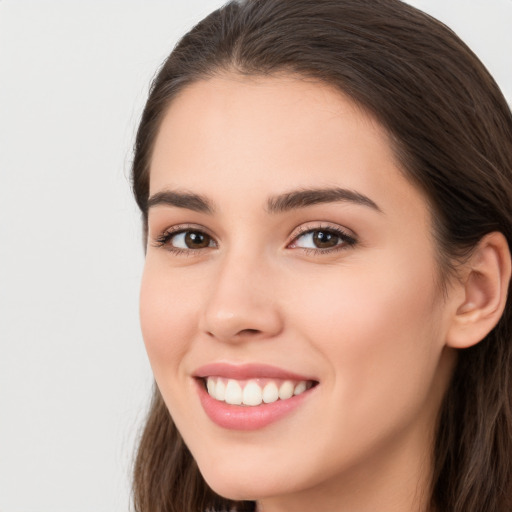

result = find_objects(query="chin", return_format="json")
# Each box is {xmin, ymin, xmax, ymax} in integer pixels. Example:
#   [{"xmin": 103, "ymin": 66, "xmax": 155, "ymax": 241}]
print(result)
[
  {"xmin": 197, "ymin": 458, "xmax": 294, "ymax": 502},
  {"xmin": 201, "ymin": 473, "xmax": 261, "ymax": 502}
]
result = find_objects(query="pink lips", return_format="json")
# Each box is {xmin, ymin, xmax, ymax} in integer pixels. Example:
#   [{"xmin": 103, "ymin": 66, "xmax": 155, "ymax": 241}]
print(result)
[
  {"xmin": 194, "ymin": 362, "xmax": 315, "ymax": 381},
  {"xmin": 193, "ymin": 363, "xmax": 317, "ymax": 431}
]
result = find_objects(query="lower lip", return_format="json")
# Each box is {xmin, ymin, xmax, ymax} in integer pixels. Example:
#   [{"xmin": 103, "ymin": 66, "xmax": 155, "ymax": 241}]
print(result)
[{"xmin": 196, "ymin": 380, "xmax": 314, "ymax": 431}]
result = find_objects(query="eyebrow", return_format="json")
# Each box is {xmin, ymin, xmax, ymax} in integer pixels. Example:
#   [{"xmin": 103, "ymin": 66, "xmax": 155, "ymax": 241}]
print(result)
[
  {"xmin": 146, "ymin": 186, "xmax": 381, "ymax": 215},
  {"xmin": 266, "ymin": 187, "xmax": 382, "ymax": 214},
  {"xmin": 147, "ymin": 190, "xmax": 214, "ymax": 214}
]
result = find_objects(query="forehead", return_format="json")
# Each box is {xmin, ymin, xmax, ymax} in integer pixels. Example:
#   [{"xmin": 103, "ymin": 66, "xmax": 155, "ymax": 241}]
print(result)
[
  {"xmin": 149, "ymin": 74, "xmax": 427, "ymax": 223},
  {"xmin": 152, "ymin": 74, "xmax": 385, "ymax": 160}
]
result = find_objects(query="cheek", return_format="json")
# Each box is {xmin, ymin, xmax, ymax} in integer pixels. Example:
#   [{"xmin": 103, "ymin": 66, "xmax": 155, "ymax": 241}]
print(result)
[
  {"xmin": 139, "ymin": 262, "xmax": 199, "ymax": 374},
  {"xmin": 291, "ymin": 254, "xmax": 444, "ymax": 397},
  {"xmin": 280, "ymin": 258, "xmax": 448, "ymax": 474}
]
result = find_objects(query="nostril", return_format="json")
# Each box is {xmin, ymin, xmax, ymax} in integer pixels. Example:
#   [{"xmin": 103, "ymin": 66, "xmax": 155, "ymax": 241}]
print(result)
[
  {"xmin": 238, "ymin": 329, "xmax": 261, "ymax": 336},
  {"xmin": 205, "ymin": 327, "xmax": 263, "ymax": 341}
]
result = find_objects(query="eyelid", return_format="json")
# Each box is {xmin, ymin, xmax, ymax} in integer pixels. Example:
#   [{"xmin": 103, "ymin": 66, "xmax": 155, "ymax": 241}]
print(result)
[
  {"xmin": 152, "ymin": 223, "xmax": 218, "ymax": 250},
  {"xmin": 289, "ymin": 222, "xmax": 356, "ymax": 240},
  {"xmin": 287, "ymin": 223, "xmax": 358, "ymax": 252}
]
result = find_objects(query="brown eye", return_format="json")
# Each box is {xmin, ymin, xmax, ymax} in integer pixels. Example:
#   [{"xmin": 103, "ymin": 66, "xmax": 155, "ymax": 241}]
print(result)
[
  {"xmin": 291, "ymin": 227, "xmax": 356, "ymax": 252},
  {"xmin": 312, "ymin": 230, "xmax": 340, "ymax": 248},
  {"xmin": 183, "ymin": 231, "xmax": 212, "ymax": 249},
  {"xmin": 159, "ymin": 229, "xmax": 216, "ymax": 251}
]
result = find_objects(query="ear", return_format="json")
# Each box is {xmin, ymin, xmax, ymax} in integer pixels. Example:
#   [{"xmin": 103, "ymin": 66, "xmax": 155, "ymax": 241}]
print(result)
[{"xmin": 446, "ymin": 232, "xmax": 511, "ymax": 349}]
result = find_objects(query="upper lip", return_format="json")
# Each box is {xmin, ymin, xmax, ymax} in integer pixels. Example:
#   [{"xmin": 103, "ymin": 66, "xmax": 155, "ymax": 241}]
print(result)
[{"xmin": 193, "ymin": 362, "xmax": 317, "ymax": 382}]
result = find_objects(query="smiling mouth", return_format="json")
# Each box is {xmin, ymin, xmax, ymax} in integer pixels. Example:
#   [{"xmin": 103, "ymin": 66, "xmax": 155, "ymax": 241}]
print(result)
[{"xmin": 201, "ymin": 377, "xmax": 318, "ymax": 406}]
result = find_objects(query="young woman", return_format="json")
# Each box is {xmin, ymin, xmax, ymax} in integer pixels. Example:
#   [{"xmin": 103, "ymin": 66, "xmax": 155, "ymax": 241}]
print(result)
[{"xmin": 130, "ymin": 1, "xmax": 512, "ymax": 511}]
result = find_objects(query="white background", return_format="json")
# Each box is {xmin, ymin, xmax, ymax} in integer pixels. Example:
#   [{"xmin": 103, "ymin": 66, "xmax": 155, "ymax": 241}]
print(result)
[{"xmin": 0, "ymin": 1, "xmax": 510, "ymax": 511}]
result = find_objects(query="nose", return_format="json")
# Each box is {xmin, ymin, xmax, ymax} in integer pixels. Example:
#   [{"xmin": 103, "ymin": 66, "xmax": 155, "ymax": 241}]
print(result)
[{"xmin": 199, "ymin": 253, "xmax": 283, "ymax": 343}]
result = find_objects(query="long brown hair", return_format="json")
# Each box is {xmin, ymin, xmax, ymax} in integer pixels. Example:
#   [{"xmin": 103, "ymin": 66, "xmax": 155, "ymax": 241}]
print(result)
[{"xmin": 131, "ymin": 1, "xmax": 512, "ymax": 511}]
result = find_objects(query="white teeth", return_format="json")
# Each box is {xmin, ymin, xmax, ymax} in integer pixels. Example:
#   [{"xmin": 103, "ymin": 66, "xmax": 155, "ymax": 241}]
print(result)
[
  {"xmin": 205, "ymin": 377, "xmax": 313, "ymax": 406},
  {"xmin": 262, "ymin": 382, "xmax": 279, "ymax": 404},
  {"xmin": 215, "ymin": 379, "xmax": 226, "ymax": 401},
  {"xmin": 243, "ymin": 380, "xmax": 263, "ymax": 406},
  {"xmin": 294, "ymin": 381, "xmax": 307, "ymax": 395},
  {"xmin": 207, "ymin": 378, "xmax": 216, "ymax": 397},
  {"xmin": 278, "ymin": 380, "xmax": 294, "ymax": 400},
  {"xmin": 225, "ymin": 379, "xmax": 243, "ymax": 405}
]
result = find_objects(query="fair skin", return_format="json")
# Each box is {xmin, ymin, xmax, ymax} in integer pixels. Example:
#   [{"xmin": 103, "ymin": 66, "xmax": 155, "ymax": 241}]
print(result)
[{"xmin": 139, "ymin": 74, "xmax": 509, "ymax": 512}]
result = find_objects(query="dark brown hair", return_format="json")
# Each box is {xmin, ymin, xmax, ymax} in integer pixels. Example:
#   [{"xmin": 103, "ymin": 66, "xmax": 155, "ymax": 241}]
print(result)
[{"xmin": 131, "ymin": 1, "xmax": 512, "ymax": 511}]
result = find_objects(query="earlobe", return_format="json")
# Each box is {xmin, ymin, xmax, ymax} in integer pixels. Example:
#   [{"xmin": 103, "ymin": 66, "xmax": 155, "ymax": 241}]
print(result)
[{"xmin": 446, "ymin": 232, "xmax": 511, "ymax": 349}]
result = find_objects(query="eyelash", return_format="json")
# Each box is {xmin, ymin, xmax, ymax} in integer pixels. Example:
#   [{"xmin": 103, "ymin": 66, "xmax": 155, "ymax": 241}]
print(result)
[
  {"xmin": 153, "ymin": 225, "xmax": 216, "ymax": 256},
  {"xmin": 153, "ymin": 224, "xmax": 357, "ymax": 256},
  {"xmin": 289, "ymin": 224, "xmax": 357, "ymax": 255}
]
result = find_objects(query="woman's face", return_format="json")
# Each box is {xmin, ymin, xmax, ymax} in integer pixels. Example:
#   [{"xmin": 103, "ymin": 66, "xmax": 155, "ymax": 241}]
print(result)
[{"xmin": 140, "ymin": 75, "xmax": 457, "ymax": 508}]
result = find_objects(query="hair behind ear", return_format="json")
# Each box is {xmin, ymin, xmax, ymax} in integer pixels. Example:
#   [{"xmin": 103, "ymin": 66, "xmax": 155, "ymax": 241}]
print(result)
[
  {"xmin": 434, "ymin": 231, "xmax": 512, "ymax": 512},
  {"xmin": 434, "ymin": 316, "xmax": 512, "ymax": 512}
]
